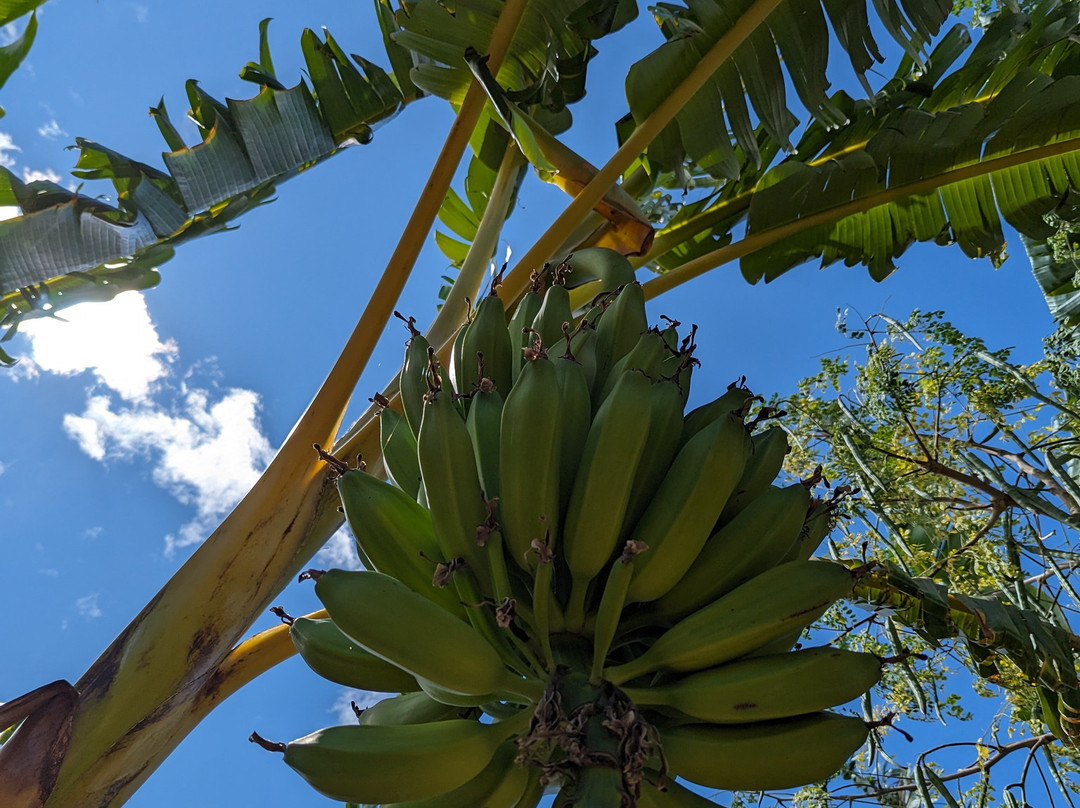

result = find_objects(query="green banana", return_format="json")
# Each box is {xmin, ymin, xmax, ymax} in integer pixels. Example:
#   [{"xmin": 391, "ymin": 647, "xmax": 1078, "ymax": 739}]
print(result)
[
  {"xmin": 336, "ymin": 469, "xmax": 464, "ymax": 616},
  {"xmin": 466, "ymin": 380, "xmax": 504, "ymax": 506},
  {"xmin": 508, "ymin": 275, "xmax": 544, "ymax": 384},
  {"xmin": 679, "ymin": 384, "xmax": 754, "ymax": 449},
  {"xmin": 592, "ymin": 282, "xmax": 648, "ymax": 395},
  {"xmin": 417, "ymin": 372, "xmax": 492, "ymax": 593},
  {"xmin": 591, "ymin": 541, "xmax": 647, "ymax": 683},
  {"xmin": 620, "ymin": 378, "xmax": 686, "ymax": 536},
  {"xmin": 531, "ymin": 281, "xmax": 573, "ymax": 350},
  {"xmin": 381, "ymin": 741, "xmax": 529, "ymax": 808},
  {"xmin": 461, "ymin": 286, "xmax": 513, "ymax": 397},
  {"xmin": 636, "ymin": 779, "xmax": 724, "ymax": 808},
  {"xmin": 512, "ymin": 766, "xmax": 545, "ymax": 808},
  {"xmin": 379, "ymin": 405, "xmax": 422, "ymax": 499},
  {"xmin": 653, "ymin": 483, "xmax": 811, "ymax": 621},
  {"xmin": 594, "ymin": 327, "xmax": 671, "ymax": 409},
  {"xmin": 500, "ymin": 352, "xmax": 563, "ymax": 572},
  {"xmin": 313, "ymin": 570, "xmax": 536, "ymax": 700},
  {"xmin": 605, "ymin": 560, "xmax": 855, "ymax": 684},
  {"xmin": 280, "ymin": 712, "xmax": 529, "ymax": 804},
  {"xmin": 568, "ymin": 320, "xmax": 601, "ymax": 393},
  {"xmin": 553, "ymin": 333, "xmax": 592, "ymax": 515},
  {"xmin": 563, "ymin": 247, "xmax": 637, "ymax": 295},
  {"xmin": 660, "ymin": 712, "xmax": 869, "ymax": 792},
  {"xmin": 398, "ymin": 317, "xmax": 431, "ymax": 438},
  {"xmin": 623, "ymin": 646, "xmax": 882, "ymax": 723},
  {"xmin": 356, "ymin": 690, "xmax": 465, "ymax": 726},
  {"xmin": 782, "ymin": 496, "xmax": 832, "ymax": 564},
  {"xmin": 289, "ymin": 617, "xmax": 420, "ymax": 693},
  {"xmin": 562, "ymin": 370, "xmax": 653, "ymax": 629},
  {"xmin": 625, "ymin": 413, "xmax": 751, "ymax": 605},
  {"xmin": 716, "ymin": 426, "xmax": 789, "ymax": 524},
  {"xmin": 448, "ymin": 299, "xmax": 473, "ymax": 399}
]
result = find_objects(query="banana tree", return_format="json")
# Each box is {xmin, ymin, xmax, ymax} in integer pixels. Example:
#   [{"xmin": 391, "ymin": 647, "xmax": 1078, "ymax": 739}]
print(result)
[{"xmin": 4, "ymin": 0, "xmax": 1080, "ymax": 805}]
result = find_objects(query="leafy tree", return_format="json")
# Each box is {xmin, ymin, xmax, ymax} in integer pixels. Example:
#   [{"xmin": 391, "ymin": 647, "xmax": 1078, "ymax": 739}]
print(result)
[{"xmin": 4, "ymin": 0, "xmax": 1080, "ymax": 805}]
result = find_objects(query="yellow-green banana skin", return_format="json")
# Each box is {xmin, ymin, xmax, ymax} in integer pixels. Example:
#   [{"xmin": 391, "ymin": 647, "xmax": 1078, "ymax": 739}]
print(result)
[
  {"xmin": 654, "ymin": 483, "xmax": 810, "ymax": 621},
  {"xmin": 626, "ymin": 413, "xmax": 750, "ymax": 604},
  {"xmin": 661, "ymin": 712, "xmax": 869, "ymax": 792},
  {"xmin": 356, "ymin": 690, "xmax": 464, "ymax": 726},
  {"xmin": 335, "ymin": 469, "xmax": 463, "ymax": 616},
  {"xmin": 314, "ymin": 570, "xmax": 518, "ymax": 698},
  {"xmin": 382, "ymin": 742, "xmax": 528, "ymax": 808},
  {"xmin": 605, "ymin": 560, "xmax": 854, "ymax": 684},
  {"xmin": 282, "ymin": 719, "xmax": 510, "ymax": 804},
  {"xmin": 417, "ymin": 386, "xmax": 492, "ymax": 591},
  {"xmin": 636, "ymin": 779, "xmax": 723, "ymax": 807},
  {"xmin": 289, "ymin": 617, "xmax": 419, "ymax": 693},
  {"xmin": 379, "ymin": 406, "xmax": 422, "ymax": 498},
  {"xmin": 623, "ymin": 646, "xmax": 882, "ymax": 723}
]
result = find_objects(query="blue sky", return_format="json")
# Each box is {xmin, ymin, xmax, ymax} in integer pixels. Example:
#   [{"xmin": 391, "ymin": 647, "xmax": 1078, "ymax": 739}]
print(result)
[{"xmin": 0, "ymin": 1, "xmax": 1065, "ymax": 805}]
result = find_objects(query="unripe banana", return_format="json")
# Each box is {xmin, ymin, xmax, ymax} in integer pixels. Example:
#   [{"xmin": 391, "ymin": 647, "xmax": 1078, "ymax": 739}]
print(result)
[
  {"xmin": 417, "ymin": 376, "xmax": 492, "ymax": 593},
  {"xmin": 605, "ymin": 560, "xmax": 855, "ymax": 683},
  {"xmin": 416, "ymin": 676, "xmax": 499, "ymax": 708},
  {"xmin": 716, "ymin": 425, "xmax": 789, "ymax": 524},
  {"xmin": 500, "ymin": 353, "xmax": 563, "ymax": 572},
  {"xmin": 466, "ymin": 380, "xmax": 504, "ymax": 505},
  {"xmin": 531, "ymin": 282, "xmax": 573, "ymax": 350},
  {"xmin": 461, "ymin": 288, "xmax": 513, "ymax": 397},
  {"xmin": 512, "ymin": 766, "xmax": 545, "ymax": 808},
  {"xmin": 623, "ymin": 646, "xmax": 882, "ymax": 723},
  {"xmin": 313, "ymin": 570, "xmax": 536, "ymax": 700},
  {"xmin": 381, "ymin": 741, "xmax": 529, "ymax": 808},
  {"xmin": 448, "ymin": 301, "xmax": 473, "ymax": 399},
  {"xmin": 653, "ymin": 483, "xmax": 810, "ymax": 621},
  {"xmin": 563, "ymin": 247, "xmax": 637, "ymax": 292},
  {"xmin": 562, "ymin": 370, "xmax": 653, "ymax": 629},
  {"xmin": 679, "ymin": 384, "xmax": 754, "ymax": 449},
  {"xmin": 280, "ymin": 712, "xmax": 529, "ymax": 804},
  {"xmin": 336, "ymin": 469, "xmax": 464, "ymax": 616},
  {"xmin": 660, "ymin": 712, "xmax": 869, "ymax": 792},
  {"xmin": 592, "ymin": 282, "xmax": 648, "ymax": 395},
  {"xmin": 594, "ymin": 327, "xmax": 671, "ymax": 409},
  {"xmin": 356, "ymin": 690, "xmax": 465, "ymax": 726},
  {"xmin": 591, "ymin": 541, "xmax": 647, "ymax": 682},
  {"xmin": 782, "ymin": 497, "xmax": 832, "ymax": 564},
  {"xmin": 379, "ymin": 405, "xmax": 422, "ymax": 499},
  {"xmin": 625, "ymin": 413, "xmax": 751, "ymax": 605},
  {"xmin": 620, "ymin": 378, "xmax": 686, "ymax": 535},
  {"xmin": 568, "ymin": 321, "xmax": 601, "ymax": 392},
  {"xmin": 508, "ymin": 279, "xmax": 543, "ymax": 384},
  {"xmin": 636, "ymin": 779, "xmax": 724, "ymax": 807},
  {"xmin": 289, "ymin": 616, "xmax": 420, "ymax": 693},
  {"xmin": 399, "ymin": 325, "xmax": 431, "ymax": 438},
  {"xmin": 553, "ymin": 339, "xmax": 592, "ymax": 515}
]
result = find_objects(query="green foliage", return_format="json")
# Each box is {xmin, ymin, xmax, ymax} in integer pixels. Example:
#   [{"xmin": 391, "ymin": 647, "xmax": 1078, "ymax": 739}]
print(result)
[{"xmin": 780, "ymin": 308, "xmax": 1080, "ymax": 804}]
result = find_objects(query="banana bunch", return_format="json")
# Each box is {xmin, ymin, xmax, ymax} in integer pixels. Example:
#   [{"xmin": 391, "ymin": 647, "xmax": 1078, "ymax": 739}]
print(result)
[{"xmin": 260, "ymin": 253, "xmax": 882, "ymax": 807}]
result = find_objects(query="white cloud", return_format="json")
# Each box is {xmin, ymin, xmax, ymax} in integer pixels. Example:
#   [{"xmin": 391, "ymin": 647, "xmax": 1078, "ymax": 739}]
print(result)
[
  {"xmin": 331, "ymin": 688, "xmax": 382, "ymax": 724},
  {"xmin": 37, "ymin": 120, "xmax": 65, "ymax": 140},
  {"xmin": 0, "ymin": 132, "xmax": 20, "ymax": 168},
  {"xmin": 131, "ymin": 3, "xmax": 149, "ymax": 23},
  {"xmin": 0, "ymin": 460, "xmax": 5, "ymax": 476},
  {"xmin": 63, "ymin": 387, "xmax": 275, "ymax": 557},
  {"xmin": 21, "ymin": 167, "xmax": 61, "ymax": 184},
  {"xmin": 38, "ymin": 568, "xmax": 59, "ymax": 577},
  {"xmin": 314, "ymin": 527, "xmax": 365, "ymax": 571},
  {"xmin": 76, "ymin": 593, "xmax": 102, "ymax": 619},
  {"xmin": 83, "ymin": 526, "xmax": 103, "ymax": 540},
  {"xmin": 18, "ymin": 291, "xmax": 177, "ymax": 401},
  {"xmin": 18, "ymin": 290, "xmax": 277, "ymax": 556},
  {"xmin": 0, "ymin": 23, "xmax": 16, "ymax": 47}
]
